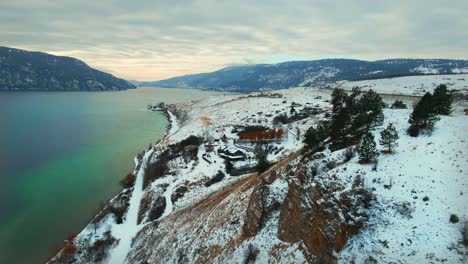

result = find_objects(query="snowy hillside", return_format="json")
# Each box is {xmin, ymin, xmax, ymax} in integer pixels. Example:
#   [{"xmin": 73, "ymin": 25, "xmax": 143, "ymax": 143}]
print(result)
[
  {"xmin": 142, "ymin": 59, "xmax": 468, "ymax": 93},
  {"xmin": 49, "ymin": 80, "xmax": 467, "ymax": 263},
  {"xmin": 339, "ymin": 74, "xmax": 468, "ymax": 96},
  {"xmin": 339, "ymin": 108, "xmax": 467, "ymax": 263}
]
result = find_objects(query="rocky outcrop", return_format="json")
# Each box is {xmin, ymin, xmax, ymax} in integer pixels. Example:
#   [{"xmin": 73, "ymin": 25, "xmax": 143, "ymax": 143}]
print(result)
[
  {"xmin": 147, "ymin": 196, "xmax": 166, "ymax": 222},
  {"xmin": 277, "ymin": 176, "xmax": 347, "ymax": 263},
  {"xmin": 242, "ymin": 169, "xmax": 281, "ymax": 237},
  {"xmin": 242, "ymin": 179, "xmax": 269, "ymax": 237},
  {"xmin": 274, "ymin": 158, "xmax": 371, "ymax": 263},
  {"xmin": 138, "ymin": 188, "xmax": 166, "ymax": 225}
]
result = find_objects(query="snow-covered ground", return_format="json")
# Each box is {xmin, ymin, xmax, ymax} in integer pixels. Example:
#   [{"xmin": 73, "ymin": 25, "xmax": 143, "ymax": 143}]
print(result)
[
  {"xmin": 338, "ymin": 109, "xmax": 467, "ymax": 263},
  {"xmin": 143, "ymin": 87, "xmax": 332, "ymax": 213},
  {"xmin": 131, "ymin": 86, "xmax": 467, "ymax": 263},
  {"xmin": 52, "ymin": 77, "xmax": 467, "ymax": 263},
  {"xmin": 339, "ymin": 74, "xmax": 468, "ymax": 96}
]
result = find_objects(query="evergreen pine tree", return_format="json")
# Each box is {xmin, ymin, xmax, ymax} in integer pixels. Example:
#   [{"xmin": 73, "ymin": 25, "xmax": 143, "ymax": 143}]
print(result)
[
  {"xmin": 256, "ymin": 154, "xmax": 270, "ymax": 174},
  {"xmin": 380, "ymin": 123, "xmax": 399, "ymax": 153},
  {"xmin": 255, "ymin": 149, "xmax": 270, "ymax": 174},
  {"xmin": 346, "ymin": 87, "xmax": 361, "ymax": 113},
  {"xmin": 356, "ymin": 89, "xmax": 384, "ymax": 130},
  {"xmin": 409, "ymin": 92, "xmax": 440, "ymax": 130},
  {"xmin": 358, "ymin": 132, "xmax": 379, "ymax": 162},
  {"xmin": 330, "ymin": 109, "xmax": 352, "ymax": 150},
  {"xmin": 331, "ymin": 88, "xmax": 348, "ymax": 113},
  {"xmin": 432, "ymin": 84, "xmax": 453, "ymax": 115},
  {"xmin": 224, "ymin": 159, "xmax": 234, "ymax": 174},
  {"xmin": 330, "ymin": 88, "xmax": 352, "ymax": 150},
  {"xmin": 303, "ymin": 122, "xmax": 329, "ymax": 149}
]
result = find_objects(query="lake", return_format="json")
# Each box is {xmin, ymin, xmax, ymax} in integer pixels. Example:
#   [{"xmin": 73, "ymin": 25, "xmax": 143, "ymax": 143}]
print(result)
[{"xmin": 0, "ymin": 87, "xmax": 216, "ymax": 264}]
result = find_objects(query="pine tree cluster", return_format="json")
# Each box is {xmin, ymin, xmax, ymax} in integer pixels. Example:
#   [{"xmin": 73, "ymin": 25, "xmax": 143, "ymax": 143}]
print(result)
[
  {"xmin": 408, "ymin": 84, "xmax": 452, "ymax": 135},
  {"xmin": 330, "ymin": 88, "xmax": 385, "ymax": 150},
  {"xmin": 303, "ymin": 121, "xmax": 330, "ymax": 149}
]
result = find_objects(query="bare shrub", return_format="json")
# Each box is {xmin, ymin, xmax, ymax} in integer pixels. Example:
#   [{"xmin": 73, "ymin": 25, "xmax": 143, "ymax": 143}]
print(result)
[
  {"xmin": 362, "ymin": 188, "xmax": 374, "ymax": 208},
  {"xmin": 273, "ymin": 113, "xmax": 288, "ymax": 125},
  {"xmin": 88, "ymin": 230, "xmax": 117, "ymax": 262},
  {"xmin": 326, "ymin": 160, "xmax": 337, "ymax": 170},
  {"xmin": 450, "ymin": 214, "xmax": 460, "ymax": 223},
  {"xmin": 394, "ymin": 201, "xmax": 414, "ymax": 219},
  {"xmin": 311, "ymin": 166, "xmax": 318, "ymax": 177},
  {"xmin": 352, "ymin": 175, "xmax": 364, "ymax": 189},
  {"xmin": 109, "ymin": 205, "xmax": 127, "ymax": 224},
  {"xmin": 205, "ymin": 171, "xmax": 225, "ymax": 187},
  {"xmin": 462, "ymin": 221, "xmax": 468, "ymax": 246},
  {"xmin": 62, "ymin": 234, "xmax": 77, "ymax": 258},
  {"xmin": 407, "ymin": 125, "xmax": 420, "ymax": 137},
  {"xmin": 244, "ymin": 244, "xmax": 260, "ymax": 264},
  {"xmin": 390, "ymin": 99, "xmax": 407, "ymax": 109},
  {"xmin": 174, "ymin": 108, "xmax": 189, "ymax": 125},
  {"xmin": 119, "ymin": 173, "xmax": 136, "ymax": 188},
  {"xmin": 344, "ymin": 147, "xmax": 356, "ymax": 162}
]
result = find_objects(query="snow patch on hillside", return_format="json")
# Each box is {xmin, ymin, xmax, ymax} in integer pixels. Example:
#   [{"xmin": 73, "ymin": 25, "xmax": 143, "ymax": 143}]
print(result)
[
  {"xmin": 452, "ymin": 68, "xmax": 468, "ymax": 74},
  {"xmin": 411, "ymin": 65, "xmax": 440, "ymax": 74},
  {"xmin": 339, "ymin": 74, "xmax": 468, "ymax": 96},
  {"xmin": 300, "ymin": 67, "xmax": 340, "ymax": 86}
]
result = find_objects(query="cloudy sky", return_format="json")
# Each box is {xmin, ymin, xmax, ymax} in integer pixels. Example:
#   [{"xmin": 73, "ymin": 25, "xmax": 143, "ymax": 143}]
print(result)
[{"xmin": 1, "ymin": 0, "xmax": 467, "ymax": 81}]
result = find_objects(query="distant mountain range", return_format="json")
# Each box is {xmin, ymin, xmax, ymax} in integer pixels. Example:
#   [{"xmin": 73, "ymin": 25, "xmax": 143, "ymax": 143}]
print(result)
[
  {"xmin": 0, "ymin": 46, "xmax": 135, "ymax": 91},
  {"xmin": 141, "ymin": 59, "xmax": 468, "ymax": 93}
]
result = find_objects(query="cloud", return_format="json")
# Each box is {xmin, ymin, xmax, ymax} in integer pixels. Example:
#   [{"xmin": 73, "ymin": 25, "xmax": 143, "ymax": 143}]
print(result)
[{"xmin": 1, "ymin": 0, "xmax": 467, "ymax": 80}]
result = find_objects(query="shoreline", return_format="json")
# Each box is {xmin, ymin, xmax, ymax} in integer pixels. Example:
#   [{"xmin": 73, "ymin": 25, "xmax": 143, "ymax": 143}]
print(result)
[{"xmin": 49, "ymin": 104, "xmax": 178, "ymax": 263}]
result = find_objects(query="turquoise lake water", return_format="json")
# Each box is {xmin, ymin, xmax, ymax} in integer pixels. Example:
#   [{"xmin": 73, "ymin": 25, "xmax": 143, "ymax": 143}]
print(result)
[{"xmin": 0, "ymin": 87, "xmax": 214, "ymax": 263}]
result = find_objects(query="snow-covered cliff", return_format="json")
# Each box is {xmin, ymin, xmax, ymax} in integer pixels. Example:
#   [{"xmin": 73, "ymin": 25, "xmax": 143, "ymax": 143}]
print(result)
[{"xmin": 50, "ymin": 79, "xmax": 467, "ymax": 263}]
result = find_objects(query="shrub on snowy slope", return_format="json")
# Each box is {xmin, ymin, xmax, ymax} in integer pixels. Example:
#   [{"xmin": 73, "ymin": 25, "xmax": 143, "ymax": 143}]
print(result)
[
  {"xmin": 390, "ymin": 99, "xmax": 407, "ymax": 109},
  {"xmin": 205, "ymin": 171, "xmax": 225, "ymax": 187}
]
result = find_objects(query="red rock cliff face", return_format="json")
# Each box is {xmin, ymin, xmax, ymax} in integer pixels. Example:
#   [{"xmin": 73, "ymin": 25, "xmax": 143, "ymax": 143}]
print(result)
[
  {"xmin": 241, "ymin": 151, "xmax": 369, "ymax": 263},
  {"xmin": 241, "ymin": 170, "xmax": 279, "ymax": 237},
  {"xmin": 277, "ymin": 176, "xmax": 348, "ymax": 263},
  {"xmin": 242, "ymin": 179, "xmax": 269, "ymax": 237}
]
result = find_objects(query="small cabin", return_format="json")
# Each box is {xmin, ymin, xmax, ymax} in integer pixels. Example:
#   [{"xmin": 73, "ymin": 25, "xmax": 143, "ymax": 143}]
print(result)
[{"xmin": 218, "ymin": 147, "xmax": 246, "ymax": 161}]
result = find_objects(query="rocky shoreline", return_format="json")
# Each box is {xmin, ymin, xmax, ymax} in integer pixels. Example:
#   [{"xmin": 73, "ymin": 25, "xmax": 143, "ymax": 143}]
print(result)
[{"xmin": 48, "ymin": 105, "xmax": 178, "ymax": 263}]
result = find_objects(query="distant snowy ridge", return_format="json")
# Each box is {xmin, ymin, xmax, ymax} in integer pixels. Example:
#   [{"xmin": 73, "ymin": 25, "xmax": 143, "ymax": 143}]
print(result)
[{"xmin": 142, "ymin": 59, "xmax": 468, "ymax": 93}]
